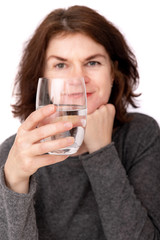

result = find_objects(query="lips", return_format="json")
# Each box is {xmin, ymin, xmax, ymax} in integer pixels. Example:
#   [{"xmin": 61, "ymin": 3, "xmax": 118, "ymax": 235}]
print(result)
[
  {"xmin": 87, "ymin": 93, "xmax": 92, "ymax": 97},
  {"xmin": 86, "ymin": 90, "xmax": 95, "ymax": 98},
  {"xmin": 61, "ymin": 91, "xmax": 94, "ymax": 98},
  {"xmin": 61, "ymin": 92, "xmax": 84, "ymax": 99},
  {"xmin": 70, "ymin": 93, "xmax": 84, "ymax": 99},
  {"xmin": 68, "ymin": 92, "xmax": 93, "ymax": 99}
]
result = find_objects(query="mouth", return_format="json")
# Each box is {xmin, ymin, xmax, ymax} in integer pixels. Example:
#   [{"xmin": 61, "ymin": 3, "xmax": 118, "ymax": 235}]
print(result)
[
  {"xmin": 87, "ymin": 92, "xmax": 94, "ymax": 98},
  {"xmin": 71, "ymin": 93, "xmax": 84, "ymax": 98},
  {"xmin": 61, "ymin": 92, "xmax": 94, "ymax": 99},
  {"xmin": 61, "ymin": 92, "xmax": 84, "ymax": 99}
]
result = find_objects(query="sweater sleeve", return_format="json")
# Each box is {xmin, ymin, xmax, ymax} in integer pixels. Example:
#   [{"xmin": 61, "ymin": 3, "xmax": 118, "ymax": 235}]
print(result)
[
  {"xmin": 0, "ymin": 137, "xmax": 38, "ymax": 240},
  {"xmin": 81, "ymin": 116, "xmax": 160, "ymax": 240}
]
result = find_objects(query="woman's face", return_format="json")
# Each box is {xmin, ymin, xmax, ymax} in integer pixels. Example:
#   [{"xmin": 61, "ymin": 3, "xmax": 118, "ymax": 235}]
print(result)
[{"xmin": 44, "ymin": 33, "xmax": 114, "ymax": 114}]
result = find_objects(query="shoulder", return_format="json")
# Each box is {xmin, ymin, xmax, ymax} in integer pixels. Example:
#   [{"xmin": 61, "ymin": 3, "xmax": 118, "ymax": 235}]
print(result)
[
  {"xmin": 114, "ymin": 112, "xmax": 160, "ymax": 169},
  {"xmin": 0, "ymin": 135, "xmax": 16, "ymax": 165},
  {"xmin": 128, "ymin": 112, "xmax": 159, "ymax": 128},
  {"xmin": 126, "ymin": 112, "xmax": 160, "ymax": 139},
  {"xmin": 117, "ymin": 112, "xmax": 160, "ymax": 137},
  {"xmin": 114, "ymin": 112, "xmax": 160, "ymax": 153}
]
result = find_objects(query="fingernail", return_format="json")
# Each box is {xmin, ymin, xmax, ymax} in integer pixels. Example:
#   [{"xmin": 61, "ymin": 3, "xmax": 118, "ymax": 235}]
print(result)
[{"xmin": 67, "ymin": 137, "xmax": 75, "ymax": 144}]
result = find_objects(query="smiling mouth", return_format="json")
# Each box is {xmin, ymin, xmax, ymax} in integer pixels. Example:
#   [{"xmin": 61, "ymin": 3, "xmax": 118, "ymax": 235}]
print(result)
[
  {"xmin": 61, "ymin": 92, "xmax": 84, "ymax": 98},
  {"xmin": 87, "ymin": 92, "xmax": 93, "ymax": 97},
  {"xmin": 61, "ymin": 92, "xmax": 93, "ymax": 98}
]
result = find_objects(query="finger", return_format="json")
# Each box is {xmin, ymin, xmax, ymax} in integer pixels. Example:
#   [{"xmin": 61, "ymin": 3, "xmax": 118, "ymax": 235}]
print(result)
[
  {"xmin": 27, "ymin": 121, "xmax": 73, "ymax": 144},
  {"xmin": 107, "ymin": 103, "xmax": 116, "ymax": 117},
  {"xmin": 21, "ymin": 105, "xmax": 56, "ymax": 131},
  {"xmin": 52, "ymin": 115, "xmax": 86, "ymax": 129},
  {"xmin": 33, "ymin": 154, "xmax": 69, "ymax": 170},
  {"xmin": 30, "ymin": 136, "xmax": 75, "ymax": 155}
]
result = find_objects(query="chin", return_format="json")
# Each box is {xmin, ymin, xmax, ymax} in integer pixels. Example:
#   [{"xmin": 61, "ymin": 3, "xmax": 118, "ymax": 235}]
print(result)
[
  {"xmin": 87, "ymin": 101, "xmax": 108, "ymax": 114},
  {"xmin": 87, "ymin": 105, "xmax": 98, "ymax": 114}
]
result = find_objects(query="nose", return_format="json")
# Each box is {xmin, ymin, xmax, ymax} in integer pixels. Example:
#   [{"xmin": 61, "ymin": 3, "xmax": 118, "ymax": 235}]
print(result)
[
  {"xmin": 69, "ymin": 65, "xmax": 84, "ymax": 78},
  {"xmin": 84, "ymin": 76, "xmax": 90, "ymax": 84},
  {"xmin": 69, "ymin": 65, "xmax": 89, "ymax": 84}
]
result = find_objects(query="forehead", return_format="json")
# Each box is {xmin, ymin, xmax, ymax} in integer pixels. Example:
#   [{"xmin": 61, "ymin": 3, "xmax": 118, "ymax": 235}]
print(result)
[{"xmin": 46, "ymin": 33, "xmax": 108, "ymax": 58}]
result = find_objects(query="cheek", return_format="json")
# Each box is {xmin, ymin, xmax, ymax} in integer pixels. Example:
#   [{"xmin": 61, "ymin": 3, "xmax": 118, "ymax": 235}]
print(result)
[
  {"xmin": 87, "ymin": 92, "xmax": 110, "ymax": 114},
  {"xmin": 98, "ymin": 89, "xmax": 111, "ymax": 106},
  {"xmin": 99, "ymin": 79, "xmax": 112, "ymax": 101},
  {"xmin": 87, "ymin": 83, "xmax": 112, "ymax": 114}
]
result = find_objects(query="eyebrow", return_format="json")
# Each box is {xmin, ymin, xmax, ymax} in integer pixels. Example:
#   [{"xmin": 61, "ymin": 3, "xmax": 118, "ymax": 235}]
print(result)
[
  {"xmin": 47, "ymin": 55, "xmax": 67, "ymax": 62},
  {"xmin": 85, "ymin": 54, "xmax": 107, "ymax": 61},
  {"xmin": 46, "ymin": 53, "xmax": 107, "ymax": 62}
]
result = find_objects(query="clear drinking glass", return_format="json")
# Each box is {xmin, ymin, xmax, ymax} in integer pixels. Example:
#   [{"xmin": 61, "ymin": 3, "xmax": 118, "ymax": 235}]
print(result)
[{"xmin": 36, "ymin": 77, "xmax": 87, "ymax": 155}]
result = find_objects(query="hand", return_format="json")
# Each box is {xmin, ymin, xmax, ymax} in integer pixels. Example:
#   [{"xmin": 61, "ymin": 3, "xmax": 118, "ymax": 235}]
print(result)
[
  {"xmin": 84, "ymin": 104, "xmax": 115, "ymax": 153},
  {"xmin": 4, "ymin": 105, "xmax": 74, "ymax": 194}
]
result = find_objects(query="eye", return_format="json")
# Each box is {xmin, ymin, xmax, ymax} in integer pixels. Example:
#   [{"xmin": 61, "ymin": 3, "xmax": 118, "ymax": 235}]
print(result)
[
  {"xmin": 55, "ymin": 63, "xmax": 66, "ymax": 69},
  {"xmin": 87, "ymin": 61, "xmax": 100, "ymax": 66}
]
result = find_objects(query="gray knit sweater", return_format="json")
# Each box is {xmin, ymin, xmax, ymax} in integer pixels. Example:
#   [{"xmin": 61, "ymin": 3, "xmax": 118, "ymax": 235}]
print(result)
[{"xmin": 0, "ymin": 113, "xmax": 160, "ymax": 240}]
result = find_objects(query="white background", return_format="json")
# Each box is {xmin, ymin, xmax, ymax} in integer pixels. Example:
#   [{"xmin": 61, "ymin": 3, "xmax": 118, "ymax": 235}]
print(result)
[{"xmin": 0, "ymin": 0, "xmax": 160, "ymax": 144}]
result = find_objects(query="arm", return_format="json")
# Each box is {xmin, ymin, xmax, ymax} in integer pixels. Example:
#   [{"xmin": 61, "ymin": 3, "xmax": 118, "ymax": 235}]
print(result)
[
  {"xmin": 0, "ymin": 136, "xmax": 38, "ymax": 240},
  {"xmin": 0, "ymin": 105, "xmax": 74, "ymax": 239},
  {"xmin": 4, "ymin": 105, "xmax": 74, "ymax": 194},
  {"xmin": 82, "ymin": 109, "xmax": 160, "ymax": 239},
  {"xmin": 0, "ymin": 165, "xmax": 38, "ymax": 240}
]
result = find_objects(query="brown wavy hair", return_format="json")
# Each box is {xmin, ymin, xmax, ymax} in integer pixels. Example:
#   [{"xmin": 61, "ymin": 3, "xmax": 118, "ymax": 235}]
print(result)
[{"xmin": 12, "ymin": 5, "xmax": 140, "ymax": 127}]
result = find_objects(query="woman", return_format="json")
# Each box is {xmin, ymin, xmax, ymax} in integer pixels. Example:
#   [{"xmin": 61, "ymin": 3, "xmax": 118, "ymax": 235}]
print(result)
[{"xmin": 0, "ymin": 5, "xmax": 160, "ymax": 240}]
